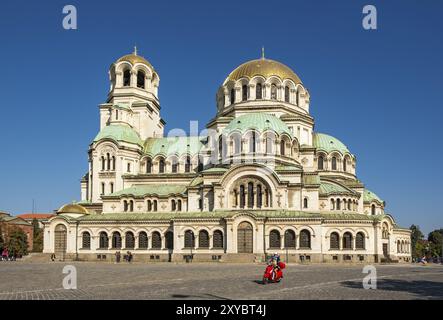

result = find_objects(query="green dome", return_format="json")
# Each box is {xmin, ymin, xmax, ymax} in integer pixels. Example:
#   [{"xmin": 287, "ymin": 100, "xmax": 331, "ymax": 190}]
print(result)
[
  {"xmin": 313, "ymin": 133, "xmax": 350, "ymax": 155},
  {"xmin": 94, "ymin": 125, "xmax": 143, "ymax": 146},
  {"xmin": 363, "ymin": 189, "xmax": 384, "ymax": 204},
  {"xmin": 223, "ymin": 113, "xmax": 293, "ymax": 137}
]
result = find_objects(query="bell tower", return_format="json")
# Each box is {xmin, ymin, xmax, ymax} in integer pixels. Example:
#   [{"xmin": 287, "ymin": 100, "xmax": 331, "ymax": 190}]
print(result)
[{"xmin": 99, "ymin": 47, "xmax": 165, "ymax": 140}]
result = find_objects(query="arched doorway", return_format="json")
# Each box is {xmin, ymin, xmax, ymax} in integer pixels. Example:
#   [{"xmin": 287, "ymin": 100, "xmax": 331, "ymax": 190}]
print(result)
[
  {"xmin": 237, "ymin": 221, "xmax": 253, "ymax": 253},
  {"xmin": 54, "ymin": 224, "xmax": 67, "ymax": 261}
]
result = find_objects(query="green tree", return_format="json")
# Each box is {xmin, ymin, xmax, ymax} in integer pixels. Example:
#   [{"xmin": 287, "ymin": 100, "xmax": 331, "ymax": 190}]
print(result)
[
  {"xmin": 32, "ymin": 219, "xmax": 43, "ymax": 252},
  {"xmin": 8, "ymin": 228, "xmax": 28, "ymax": 257},
  {"xmin": 428, "ymin": 229, "xmax": 443, "ymax": 258},
  {"xmin": 410, "ymin": 224, "xmax": 424, "ymax": 259}
]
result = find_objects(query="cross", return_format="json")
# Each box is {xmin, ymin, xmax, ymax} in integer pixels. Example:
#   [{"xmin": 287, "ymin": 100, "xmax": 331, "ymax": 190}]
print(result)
[
  {"xmin": 161, "ymin": 203, "xmax": 167, "ymax": 210},
  {"xmin": 111, "ymin": 204, "xmax": 116, "ymax": 211}
]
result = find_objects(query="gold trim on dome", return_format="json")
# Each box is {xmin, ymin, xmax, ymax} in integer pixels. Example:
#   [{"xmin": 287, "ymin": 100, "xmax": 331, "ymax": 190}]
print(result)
[
  {"xmin": 225, "ymin": 58, "xmax": 302, "ymax": 85},
  {"xmin": 57, "ymin": 203, "xmax": 90, "ymax": 215},
  {"xmin": 116, "ymin": 54, "xmax": 154, "ymax": 70}
]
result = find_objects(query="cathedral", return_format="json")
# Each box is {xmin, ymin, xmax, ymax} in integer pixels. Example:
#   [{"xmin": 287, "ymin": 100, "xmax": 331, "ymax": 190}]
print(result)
[{"xmin": 43, "ymin": 49, "xmax": 412, "ymax": 263}]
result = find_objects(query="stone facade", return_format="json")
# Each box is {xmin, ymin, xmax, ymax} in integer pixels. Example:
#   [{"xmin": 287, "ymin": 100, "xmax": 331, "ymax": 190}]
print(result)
[{"xmin": 43, "ymin": 49, "xmax": 412, "ymax": 263}]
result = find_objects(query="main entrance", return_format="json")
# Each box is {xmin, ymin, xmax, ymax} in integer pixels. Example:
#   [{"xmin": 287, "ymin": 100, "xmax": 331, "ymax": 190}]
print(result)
[
  {"xmin": 54, "ymin": 224, "xmax": 67, "ymax": 261},
  {"xmin": 237, "ymin": 221, "xmax": 253, "ymax": 253},
  {"xmin": 383, "ymin": 243, "xmax": 388, "ymax": 258}
]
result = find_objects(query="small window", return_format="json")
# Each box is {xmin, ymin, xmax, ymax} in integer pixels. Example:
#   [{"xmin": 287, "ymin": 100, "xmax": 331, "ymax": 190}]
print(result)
[
  {"xmin": 371, "ymin": 204, "xmax": 376, "ymax": 215},
  {"xmin": 256, "ymin": 83, "xmax": 262, "ymax": 99},
  {"xmin": 137, "ymin": 71, "xmax": 145, "ymax": 89},
  {"xmin": 123, "ymin": 69, "xmax": 131, "ymax": 87},
  {"xmin": 159, "ymin": 159, "xmax": 165, "ymax": 173},
  {"xmin": 101, "ymin": 182, "xmax": 105, "ymax": 195},
  {"xmin": 271, "ymin": 84, "xmax": 277, "ymax": 100},
  {"xmin": 331, "ymin": 157, "xmax": 337, "ymax": 171},
  {"xmin": 185, "ymin": 156, "xmax": 191, "ymax": 173},
  {"xmin": 242, "ymin": 85, "xmax": 248, "ymax": 101},
  {"xmin": 230, "ymin": 88, "xmax": 235, "ymax": 104},
  {"xmin": 110, "ymin": 182, "xmax": 114, "ymax": 194},
  {"xmin": 303, "ymin": 197, "xmax": 308, "ymax": 209},
  {"xmin": 318, "ymin": 156, "xmax": 324, "ymax": 170},
  {"xmin": 284, "ymin": 86, "xmax": 290, "ymax": 102},
  {"xmin": 127, "ymin": 163, "xmax": 131, "ymax": 173},
  {"xmin": 82, "ymin": 232, "xmax": 91, "ymax": 249},
  {"xmin": 146, "ymin": 159, "xmax": 152, "ymax": 173}
]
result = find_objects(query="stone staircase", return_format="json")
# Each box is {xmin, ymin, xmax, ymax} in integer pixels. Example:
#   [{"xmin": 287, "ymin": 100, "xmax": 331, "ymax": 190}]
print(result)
[
  {"xmin": 19, "ymin": 253, "xmax": 53, "ymax": 262},
  {"xmin": 222, "ymin": 253, "xmax": 263, "ymax": 263}
]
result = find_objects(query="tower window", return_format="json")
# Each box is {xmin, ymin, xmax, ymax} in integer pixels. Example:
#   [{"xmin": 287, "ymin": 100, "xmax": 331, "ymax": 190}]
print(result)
[
  {"xmin": 137, "ymin": 71, "xmax": 145, "ymax": 88},
  {"xmin": 230, "ymin": 88, "xmax": 235, "ymax": 104},
  {"xmin": 271, "ymin": 84, "xmax": 277, "ymax": 100},
  {"xmin": 242, "ymin": 85, "xmax": 248, "ymax": 101},
  {"xmin": 185, "ymin": 156, "xmax": 191, "ymax": 173},
  {"xmin": 256, "ymin": 83, "xmax": 262, "ymax": 99},
  {"xmin": 303, "ymin": 197, "xmax": 308, "ymax": 209},
  {"xmin": 331, "ymin": 157, "xmax": 337, "ymax": 171},
  {"xmin": 159, "ymin": 159, "xmax": 165, "ymax": 173},
  {"xmin": 318, "ymin": 156, "xmax": 324, "ymax": 170},
  {"xmin": 127, "ymin": 163, "xmax": 131, "ymax": 173},
  {"xmin": 101, "ymin": 182, "xmax": 105, "ymax": 195},
  {"xmin": 123, "ymin": 69, "xmax": 131, "ymax": 87},
  {"xmin": 146, "ymin": 159, "xmax": 152, "ymax": 173},
  {"xmin": 285, "ymin": 86, "xmax": 290, "ymax": 102},
  {"xmin": 110, "ymin": 182, "xmax": 114, "ymax": 194}
]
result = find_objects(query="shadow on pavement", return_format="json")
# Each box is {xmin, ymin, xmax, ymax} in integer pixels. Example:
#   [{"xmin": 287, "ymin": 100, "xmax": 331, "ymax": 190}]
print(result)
[
  {"xmin": 171, "ymin": 293, "xmax": 231, "ymax": 300},
  {"xmin": 341, "ymin": 279, "xmax": 443, "ymax": 299}
]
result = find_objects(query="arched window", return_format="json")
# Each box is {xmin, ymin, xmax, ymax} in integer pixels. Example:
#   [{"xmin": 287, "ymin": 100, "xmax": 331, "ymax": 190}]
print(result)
[
  {"xmin": 247, "ymin": 182, "xmax": 254, "ymax": 208},
  {"xmin": 101, "ymin": 156, "xmax": 105, "ymax": 171},
  {"xmin": 112, "ymin": 232, "xmax": 122, "ymax": 249},
  {"xmin": 129, "ymin": 200, "xmax": 134, "ymax": 212},
  {"xmin": 82, "ymin": 232, "xmax": 91, "ymax": 249},
  {"xmin": 284, "ymin": 230, "xmax": 296, "ymax": 248},
  {"xmin": 125, "ymin": 232, "xmax": 135, "ymax": 249},
  {"xmin": 123, "ymin": 69, "xmax": 131, "ymax": 87},
  {"xmin": 342, "ymin": 232, "xmax": 353, "ymax": 250},
  {"xmin": 303, "ymin": 197, "xmax": 308, "ymax": 209},
  {"xmin": 146, "ymin": 159, "xmax": 152, "ymax": 173},
  {"xmin": 151, "ymin": 232, "xmax": 162, "ymax": 249},
  {"xmin": 330, "ymin": 232, "xmax": 339, "ymax": 250},
  {"xmin": 137, "ymin": 70, "xmax": 145, "ymax": 88},
  {"xmin": 265, "ymin": 136, "xmax": 273, "ymax": 154},
  {"xmin": 234, "ymin": 135, "xmax": 242, "ymax": 154},
  {"xmin": 318, "ymin": 156, "xmax": 324, "ymax": 170},
  {"xmin": 249, "ymin": 132, "xmax": 256, "ymax": 153},
  {"xmin": 331, "ymin": 199, "xmax": 335, "ymax": 210},
  {"xmin": 159, "ymin": 159, "xmax": 165, "ymax": 173},
  {"xmin": 110, "ymin": 182, "xmax": 114, "ymax": 194},
  {"xmin": 343, "ymin": 159, "xmax": 347, "ymax": 172},
  {"xmin": 138, "ymin": 232, "xmax": 148, "ymax": 249},
  {"xmin": 123, "ymin": 200, "xmax": 128, "ymax": 212},
  {"xmin": 198, "ymin": 230, "xmax": 209, "ymax": 248},
  {"xmin": 347, "ymin": 200, "xmax": 351, "ymax": 210},
  {"xmin": 230, "ymin": 88, "xmax": 235, "ymax": 104},
  {"xmin": 106, "ymin": 153, "xmax": 111, "ymax": 170},
  {"xmin": 101, "ymin": 182, "xmax": 105, "ymax": 195},
  {"xmin": 371, "ymin": 204, "xmax": 376, "ymax": 215},
  {"xmin": 112, "ymin": 156, "xmax": 116, "ymax": 171},
  {"xmin": 299, "ymin": 230, "xmax": 311, "ymax": 248},
  {"xmin": 171, "ymin": 199, "xmax": 176, "ymax": 211},
  {"xmin": 332, "ymin": 157, "xmax": 337, "ymax": 171},
  {"xmin": 295, "ymin": 89, "xmax": 299, "ymax": 105},
  {"xmin": 147, "ymin": 200, "xmax": 152, "ymax": 211},
  {"xmin": 284, "ymin": 86, "xmax": 290, "ymax": 102},
  {"xmin": 171, "ymin": 158, "xmax": 178, "ymax": 173},
  {"xmin": 280, "ymin": 140, "xmax": 286, "ymax": 156},
  {"xmin": 242, "ymin": 85, "xmax": 248, "ymax": 101},
  {"xmin": 218, "ymin": 136, "xmax": 226, "ymax": 160},
  {"xmin": 356, "ymin": 232, "xmax": 365, "ymax": 250},
  {"xmin": 343, "ymin": 199, "xmax": 347, "ymax": 210},
  {"xmin": 382, "ymin": 223, "xmax": 389, "ymax": 239},
  {"xmin": 185, "ymin": 156, "xmax": 191, "ymax": 172},
  {"xmin": 153, "ymin": 200, "xmax": 158, "ymax": 212},
  {"xmin": 271, "ymin": 84, "xmax": 277, "ymax": 100},
  {"xmin": 116, "ymin": 110, "xmax": 119, "ymax": 120},
  {"xmin": 239, "ymin": 185, "xmax": 245, "ymax": 209},
  {"xmin": 269, "ymin": 230, "xmax": 281, "ymax": 248},
  {"xmin": 184, "ymin": 230, "xmax": 195, "ymax": 248},
  {"xmin": 177, "ymin": 199, "xmax": 182, "ymax": 211},
  {"xmin": 99, "ymin": 232, "xmax": 108, "ymax": 249},
  {"xmin": 256, "ymin": 83, "xmax": 262, "ymax": 99},
  {"xmin": 213, "ymin": 230, "xmax": 223, "ymax": 248},
  {"xmin": 256, "ymin": 184, "xmax": 262, "ymax": 208},
  {"xmin": 127, "ymin": 163, "xmax": 131, "ymax": 173},
  {"xmin": 337, "ymin": 199, "xmax": 341, "ymax": 210},
  {"xmin": 397, "ymin": 240, "xmax": 401, "ymax": 253}
]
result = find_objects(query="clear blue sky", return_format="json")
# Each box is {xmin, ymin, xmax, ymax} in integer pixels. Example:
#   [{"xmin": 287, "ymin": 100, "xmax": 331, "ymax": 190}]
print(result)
[{"xmin": 0, "ymin": 0, "xmax": 441, "ymax": 234}]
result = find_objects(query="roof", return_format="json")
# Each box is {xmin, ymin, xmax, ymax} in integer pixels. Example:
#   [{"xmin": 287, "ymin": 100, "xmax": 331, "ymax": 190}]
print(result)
[
  {"xmin": 116, "ymin": 53, "xmax": 154, "ymax": 71},
  {"xmin": 0, "ymin": 214, "xmax": 32, "ymax": 226},
  {"xmin": 363, "ymin": 189, "xmax": 384, "ymax": 204},
  {"xmin": 57, "ymin": 204, "xmax": 90, "ymax": 215},
  {"xmin": 16, "ymin": 213, "xmax": 55, "ymax": 220},
  {"xmin": 224, "ymin": 58, "xmax": 302, "ymax": 85},
  {"xmin": 319, "ymin": 181, "xmax": 358, "ymax": 196},
  {"xmin": 313, "ymin": 132, "xmax": 351, "ymax": 155},
  {"xmin": 223, "ymin": 113, "xmax": 293, "ymax": 137},
  {"xmin": 107, "ymin": 184, "xmax": 188, "ymax": 198},
  {"xmin": 143, "ymin": 136, "xmax": 204, "ymax": 157},
  {"xmin": 94, "ymin": 125, "xmax": 143, "ymax": 146}
]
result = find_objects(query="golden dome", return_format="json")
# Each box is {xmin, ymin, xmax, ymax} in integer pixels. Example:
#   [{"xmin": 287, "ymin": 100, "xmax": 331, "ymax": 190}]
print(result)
[
  {"xmin": 116, "ymin": 47, "xmax": 154, "ymax": 70},
  {"xmin": 57, "ymin": 203, "xmax": 89, "ymax": 215},
  {"xmin": 224, "ymin": 58, "xmax": 302, "ymax": 85}
]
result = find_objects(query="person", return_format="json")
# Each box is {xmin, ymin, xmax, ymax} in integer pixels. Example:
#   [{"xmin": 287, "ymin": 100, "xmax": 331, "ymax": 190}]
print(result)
[
  {"xmin": 50, "ymin": 253, "xmax": 56, "ymax": 261},
  {"xmin": 115, "ymin": 251, "xmax": 121, "ymax": 263},
  {"xmin": 2, "ymin": 248, "xmax": 8, "ymax": 261},
  {"xmin": 420, "ymin": 255, "xmax": 427, "ymax": 265},
  {"xmin": 126, "ymin": 251, "xmax": 133, "ymax": 263}
]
